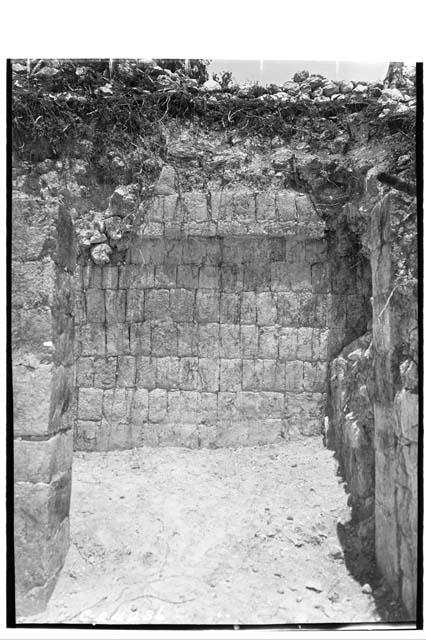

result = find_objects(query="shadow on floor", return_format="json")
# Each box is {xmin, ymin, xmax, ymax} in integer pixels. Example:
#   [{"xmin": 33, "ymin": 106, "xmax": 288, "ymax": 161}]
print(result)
[{"xmin": 335, "ymin": 487, "xmax": 410, "ymax": 623}]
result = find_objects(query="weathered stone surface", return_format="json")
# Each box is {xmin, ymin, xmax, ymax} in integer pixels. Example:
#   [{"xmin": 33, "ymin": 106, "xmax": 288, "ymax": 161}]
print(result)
[{"xmin": 14, "ymin": 430, "xmax": 73, "ymax": 484}]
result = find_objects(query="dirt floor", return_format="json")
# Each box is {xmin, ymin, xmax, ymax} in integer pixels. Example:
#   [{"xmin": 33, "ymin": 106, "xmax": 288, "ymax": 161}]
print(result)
[{"xmin": 19, "ymin": 437, "xmax": 405, "ymax": 625}]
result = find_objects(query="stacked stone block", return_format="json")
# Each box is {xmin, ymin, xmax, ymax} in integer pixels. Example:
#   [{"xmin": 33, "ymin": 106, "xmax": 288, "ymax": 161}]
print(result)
[
  {"xmin": 74, "ymin": 188, "xmax": 334, "ymax": 450},
  {"xmin": 13, "ymin": 198, "xmax": 76, "ymax": 616}
]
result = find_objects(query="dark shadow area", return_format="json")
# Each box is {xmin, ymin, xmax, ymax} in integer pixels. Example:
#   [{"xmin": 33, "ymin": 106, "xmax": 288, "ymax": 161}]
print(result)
[{"xmin": 332, "ymin": 462, "xmax": 409, "ymax": 623}]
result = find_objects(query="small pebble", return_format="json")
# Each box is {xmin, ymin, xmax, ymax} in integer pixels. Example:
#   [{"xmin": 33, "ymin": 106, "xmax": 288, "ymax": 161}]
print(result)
[
  {"xmin": 296, "ymin": 597, "xmax": 302, "ymax": 603},
  {"xmin": 305, "ymin": 581, "xmax": 323, "ymax": 593},
  {"xmin": 362, "ymin": 583, "xmax": 373, "ymax": 594},
  {"xmin": 286, "ymin": 516, "xmax": 294, "ymax": 521},
  {"xmin": 130, "ymin": 604, "xmax": 138, "ymax": 612}
]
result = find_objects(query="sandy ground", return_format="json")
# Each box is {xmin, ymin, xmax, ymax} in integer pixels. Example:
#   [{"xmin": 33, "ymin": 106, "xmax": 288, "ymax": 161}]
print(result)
[{"xmin": 19, "ymin": 437, "xmax": 404, "ymax": 625}]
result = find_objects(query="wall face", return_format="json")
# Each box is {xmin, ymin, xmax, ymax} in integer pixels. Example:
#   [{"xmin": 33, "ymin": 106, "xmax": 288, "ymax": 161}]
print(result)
[
  {"xmin": 370, "ymin": 195, "xmax": 418, "ymax": 618},
  {"xmin": 74, "ymin": 188, "xmax": 335, "ymax": 450},
  {"xmin": 12, "ymin": 177, "xmax": 76, "ymax": 615}
]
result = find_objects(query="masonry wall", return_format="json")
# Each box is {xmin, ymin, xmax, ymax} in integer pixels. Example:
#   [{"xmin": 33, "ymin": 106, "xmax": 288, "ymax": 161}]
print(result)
[
  {"xmin": 370, "ymin": 194, "xmax": 418, "ymax": 618},
  {"xmin": 74, "ymin": 187, "xmax": 339, "ymax": 450},
  {"xmin": 12, "ymin": 176, "xmax": 76, "ymax": 616}
]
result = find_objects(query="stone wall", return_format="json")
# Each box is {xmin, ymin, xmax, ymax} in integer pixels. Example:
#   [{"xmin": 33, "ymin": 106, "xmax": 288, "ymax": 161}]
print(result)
[
  {"xmin": 12, "ymin": 176, "xmax": 76, "ymax": 615},
  {"xmin": 73, "ymin": 186, "xmax": 356, "ymax": 450},
  {"xmin": 369, "ymin": 194, "xmax": 418, "ymax": 618}
]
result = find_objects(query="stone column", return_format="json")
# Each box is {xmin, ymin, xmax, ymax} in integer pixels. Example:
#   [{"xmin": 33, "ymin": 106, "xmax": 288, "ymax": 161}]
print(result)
[
  {"xmin": 13, "ymin": 198, "xmax": 76, "ymax": 616},
  {"xmin": 370, "ymin": 194, "xmax": 418, "ymax": 618}
]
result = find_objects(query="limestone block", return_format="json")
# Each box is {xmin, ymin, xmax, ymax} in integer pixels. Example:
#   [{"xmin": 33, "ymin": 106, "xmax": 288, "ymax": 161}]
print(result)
[
  {"xmin": 312, "ymin": 328, "xmax": 329, "ymax": 360},
  {"xmin": 103, "ymin": 388, "xmax": 133, "ymax": 423},
  {"xmin": 106, "ymin": 322, "xmax": 130, "ymax": 356},
  {"xmin": 199, "ymin": 266, "xmax": 220, "ymax": 289},
  {"xmin": 170, "ymin": 289, "xmax": 195, "ymax": 322},
  {"xmin": 277, "ymin": 291, "xmax": 299, "ymax": 326},
  {"xmin": 14, "ymin": 430, "xmax": 73, "ymax": 484},
  {"xmin": 177, "ymin": 265, "xmax": 199, "ymax": 289},
  {"xmin": 86, "ymin": 289, "xmax": 105, "ymax": 323},
  {"xmin": 155, "ymin": 264, "xmax": 177, "ymax": 288},
  {"xmin": 311, "ymin": 262, "xmax": 330, "ymax": 293},
  {"xmin": 303, "ymin": 361, "xmax": 327, "ymax": 392},
  {"xmin": 78, "ymin": 388, "xmax": 103, "ymax": 421},
  {"xmin": 242, "ymin": 359, "xmax": 263, "ymax": 391},
  {"xmin": 48, "ymin": 364, "xmax": 74, "ymax": 433},
  {"xmin": 305, "ymin": 239, "xmax": 327, "ymax": 263},
  {"xmin": 198, "ymin": 323, "xmax": 219, "ymax": 357},
  {"xmin": 220, "ymin": 324, "xmax": 241, "ymax": 358},
  {"xmin": 220, "ymin": 359, "xmax": 242, "ymax": 391},
  {"xmin": 182, "ymin": 192, "xmax": 208, "ymax": 224},
  {"xmin": 275, "ymin": 191, "xmax": 297, "ymax": 222},
  {"xmin": 204, "ymin": 239, "xmax": 222, "ymax": 265},
  {"xmin": 73, "ymin": 289, "xmax": 86, "ymax": 324},
  {"xmin": 120, "ymin": 264, "xmax": 154, "ymax": 289},
  {"xmin": 166, "ymin": 391, "xmax": 182, "ymax": 422},
  {"xmin": 256, "ymin": 292, "xmax": 277, "ymax": 326},
  {"xmin": 145, "ymin": 289, "xmax": 170, "ymax": 321},
  {"xmin": 240, "ymin": 324, "xmax": 258, "ymax": 357},
  {"xmin": 331, "ymin": 262, "xmax": 355, "ymax": 294},
  {"xmin": 222, "ymin": 238, "xmax": 252, "ymax": 264},
  {"xmin": 13, "ymin": 362, "xmax": 53, "ymax": 436},
  {"xmin": 240, "ymin": 292, "xmax": 257, "ymax": 324},
  {"xmin": 198, "ymin": 392, "xmax": 218, "ymax": 425},
  {"xmin": 182, "ymin": 238, "xmax": 208, "ymax": 265},
  {"xmin": 151, "ymin": 320, "xmax": 178, "ymax": 356},
  {"xmin": 270, "ymin": 262, "xmax": 290, "ymax": 292},
  {"xmin": 102, "ymin": 265, "xmax": 119, "ymax": 289},
  {"xmin": 244, "ymin": 263, "xmax": 270, "ymax": 291},
  {"xmin": 258, "ymin": 326, "xmax": 279, "ymax": 358},
  {"xmin": 84, "ymin": 264, "xmax": 103, "ymax": 289},
  {"xmin": 74, "ymin": 420, "xmax": 100, "ymax": 449},
  {"xmin": 259, "ymin": 392, "xmax": 284, "ymax": 419},
  {"xmin": 232, "ymin": 189, "xmax": 256, "ymax": 226},
  {"xmin": 135, "ymin": 356, "xmax": 157, "ymax": 390},
  {"xmin": 279, "ymin": 327, "xmax": 298, "ymax": 361},
  {"xmin": 286, "ymin": 236, "xmax": 305, "ymax": 262},
  {"xmin": 177, "ymin": 322, "xmax": 199, "ymax": 356},
  {"xmin": 179, "ymin": 391, "xmax": 199, "ymax": 423},
  {"xmin": 162, "ymin": 194, "xmax": 179, "ymax": 225},
  {"xmin": 296, "ymin": 327, "xmax": 314, "ymax": 360},
  {"xmin": 116, "ymin": 355, "xmax": 136, "ymax": 387},
  {"xmin": 79, "ymin": 323, "xmax": 106, "ymax": 356},
  {"xmin": 220, "ymin": 292, "xmax": 240, "ymax": 324},
  {"xmin": 215, "ymin": 421, "xmax": 249, "ymax": 447},
  {"xmin": 218, "ymin": 392, "xmax": 239, "ymax": 421},
  {"xmin": 160, "ymin": 423, "xmax": 199, "ymax": 448},
  {"xmin": 105, "ymin": 289, "xmax": 127, "ymax": 323},
  {"xmin": 394, "ymin": 390, "xmax": 418, "ymax": 443},
  {"xmin": 179, "ymin": 357, "xmax": 199, "ymax": 390},
  {"xmin": 328, "ymin": 294, "xmax": 347, "ymax": 327},
  {"xmin": 93, "ymin": 356, "xmax": 117, "ymax": 388},
  {"xmin": 143, "ymin": 423, "xmax": 160, "ymax": 446},
  {"xmin": 285, "ymin": 361, "xmax": 304, "ymax": 391},
  {"xmin": 76, "ymin": 357, "xmax": 94, "ymax": 386},
  {"xmin": 221, "ymin": 264, "xmax": 244, "ymax": 292},
  {"xmin": 263, "ymin": 360, "xmax": 286, "ymax": 392},
  {"xmin": 131, "ymin": 238, "xmax": 165, "ymax": 265},
  {"xmin": 126, "ymin": 289, "xmax": 145, "ymax": 323},
  {"xmin": 236, "ymin": 391, "xmax": 260, "ymax": 420},
  {"xmin": 256, "ymin": 191, "xmax": 276, "ymax": 224},
  {"xmin": 162, "ymin": 239, "xmax": 183, "ymax": 265},
  {"xmin": 247, "ymin": 419, "xmax": 284, "ymax": 446},
  {"xmin": 198, "ymin": 358, "xmax": 219, "ymax": 392},
  {"xmin": 284, "ymin": 391, "xmax": 325, "ymax": 422},
  {"xmin": 131, "ymin": 388, "xmax": 149, "ymax": 423},
  {"xmin": 129, "ymin": 321, "xmax": 151, "ymax": 356},
  {"xmin": 198, "ymin": 423, "xmax": 218, "ymax": 447},
  {"xmin": 15, "ymin": 493, "xmax": 70, "ymax": 616},
  {"xmin": 196, "ymin": 290, "xmax": 220, "ymax": 323}
]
